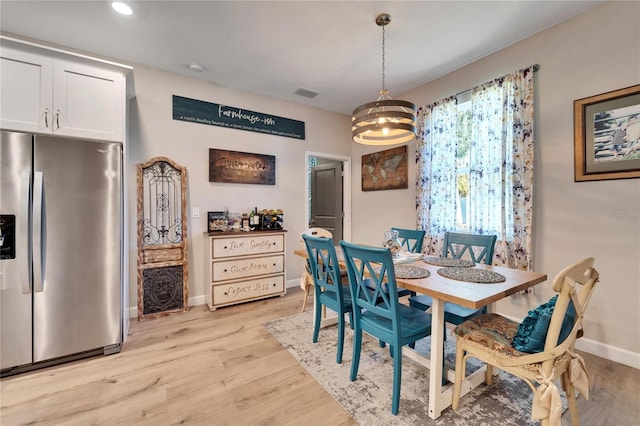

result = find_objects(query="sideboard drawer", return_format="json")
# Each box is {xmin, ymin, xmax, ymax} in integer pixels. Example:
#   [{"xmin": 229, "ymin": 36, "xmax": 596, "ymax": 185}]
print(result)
[
  {"xmin": 212, "ymin": 234, "xmax": 284, "ymax": 258},
  {"xmin": 211, "ymin": 254, "xmax": 284, "ymax": 282},
  {"xmin": 212, "ymin": 275, "xmax": 285, "ymax": 306}
]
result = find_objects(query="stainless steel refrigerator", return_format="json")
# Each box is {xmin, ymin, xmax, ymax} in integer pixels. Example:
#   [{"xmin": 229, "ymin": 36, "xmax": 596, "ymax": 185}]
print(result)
[{"xmin": 1, "ymin": 130, "xmax": 123, "ymax": 376}]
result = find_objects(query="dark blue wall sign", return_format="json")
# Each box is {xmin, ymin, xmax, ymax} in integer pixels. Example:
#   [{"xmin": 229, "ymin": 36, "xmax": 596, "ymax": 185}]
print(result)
[{"xmin": 172, "ymin": 95, "xmax": 305, "ymax": 140}]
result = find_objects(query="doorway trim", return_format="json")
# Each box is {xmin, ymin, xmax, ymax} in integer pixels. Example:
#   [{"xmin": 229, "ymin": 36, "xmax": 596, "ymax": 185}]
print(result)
[{"xmin": 304, "ymin": 151, "xmax": 351, "ymax": 243}]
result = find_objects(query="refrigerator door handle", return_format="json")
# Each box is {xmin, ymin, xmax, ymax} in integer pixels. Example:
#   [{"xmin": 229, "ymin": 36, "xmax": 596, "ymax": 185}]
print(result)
[
  {"xmin": 19, "ymin": 171, "xmax": 32, "ymax": 294},
  {"xmin": 33, "ymin": 171, "xmax": 44, "ymax": 293}
]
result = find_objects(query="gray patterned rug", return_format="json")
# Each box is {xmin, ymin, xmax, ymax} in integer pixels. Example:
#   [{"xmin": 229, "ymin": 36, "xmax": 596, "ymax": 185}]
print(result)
[{"xmin": 265, "ymin": 311, "xmax": 568, "ymax": 426}]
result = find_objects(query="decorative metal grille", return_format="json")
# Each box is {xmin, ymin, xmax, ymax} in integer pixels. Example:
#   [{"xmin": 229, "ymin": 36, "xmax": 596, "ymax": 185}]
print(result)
[
  {"xmin": 142, "ymin": 266, "xmax": 184, "ymax": 315},
  {"xmin": 141, "ymin": 161, "xmax": 183, "ymax": 245}
]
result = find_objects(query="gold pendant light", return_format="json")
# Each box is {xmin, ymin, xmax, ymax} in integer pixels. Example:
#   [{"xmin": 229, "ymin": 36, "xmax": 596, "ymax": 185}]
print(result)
[{"xmin": 352, "ymin": 13, "xmax": 417, "ymax": 145}]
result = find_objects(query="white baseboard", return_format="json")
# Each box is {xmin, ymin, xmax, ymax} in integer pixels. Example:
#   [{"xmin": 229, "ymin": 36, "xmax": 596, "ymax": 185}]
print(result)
[
  {"xmin": 286, "ymin": 278, "xmax": 301, "ymax": 289},
  {"xmin": 500, "ymin": 313, "xmax": 639, "ymax": 370}
]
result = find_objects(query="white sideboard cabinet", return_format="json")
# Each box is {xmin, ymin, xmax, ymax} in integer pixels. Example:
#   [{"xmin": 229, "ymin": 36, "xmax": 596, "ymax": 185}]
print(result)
[
  {"xmin": 0, "ymin": 36, "xmax": 129, "ymax": 142},
  {"xmin": 204, "ymin": 231, "xmax": 286, "ymax": 310}
]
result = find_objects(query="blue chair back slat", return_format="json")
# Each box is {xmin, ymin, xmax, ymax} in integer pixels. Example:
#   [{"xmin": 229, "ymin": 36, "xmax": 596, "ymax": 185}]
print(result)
[
  {"xmin": 391, "ymin": 227, "xmax": 426, "ymax": 253},
  {"xmin": 442, "ymin": 232, "xmax": 497, "ymax": 265}
]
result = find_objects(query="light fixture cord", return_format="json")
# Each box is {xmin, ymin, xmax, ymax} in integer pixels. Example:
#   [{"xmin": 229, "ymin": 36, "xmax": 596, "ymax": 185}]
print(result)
[{"xmin": 381, "ymin": 23, "xmax": 386, "ymax": 93}]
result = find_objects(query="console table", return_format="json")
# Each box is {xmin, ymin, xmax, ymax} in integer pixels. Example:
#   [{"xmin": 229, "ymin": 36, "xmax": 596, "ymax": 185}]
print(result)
[{"xmin": 204, "ymin": 230, "xmax": 287, "ymax": 310}]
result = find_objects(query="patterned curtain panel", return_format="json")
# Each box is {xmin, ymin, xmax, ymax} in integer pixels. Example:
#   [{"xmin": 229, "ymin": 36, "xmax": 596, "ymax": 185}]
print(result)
[
  {"xmin": 307, "ymin": 156, "xmax": 318, "ymax": 226},
  {"xmin": 416, "ymin": 66, "xmax": 535, "ymax": 270},
  {"xmin": 415, "ymin": 97, "xmax": 458, "ymax": 256},
  {"xmin": 469, "ymin": 67, "xmax": 535, "ymax": 270}
]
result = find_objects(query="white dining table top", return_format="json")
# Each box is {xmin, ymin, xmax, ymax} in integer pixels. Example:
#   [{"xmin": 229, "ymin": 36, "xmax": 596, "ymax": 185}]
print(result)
[{"xmin": 293, "ymin": 248, "xmax": 547, "ymax": 309}]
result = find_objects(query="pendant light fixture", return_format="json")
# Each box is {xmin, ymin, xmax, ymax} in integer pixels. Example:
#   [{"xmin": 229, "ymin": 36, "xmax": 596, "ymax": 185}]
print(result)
[{"xmin": 352, "ymin": 13, "xmax": 417, "ymax": 145}]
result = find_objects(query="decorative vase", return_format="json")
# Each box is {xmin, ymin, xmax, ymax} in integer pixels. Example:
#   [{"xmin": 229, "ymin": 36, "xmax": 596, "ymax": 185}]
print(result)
[{"xmin": 383, "ymin": 230, "xmax": 402, "ymax": 258}]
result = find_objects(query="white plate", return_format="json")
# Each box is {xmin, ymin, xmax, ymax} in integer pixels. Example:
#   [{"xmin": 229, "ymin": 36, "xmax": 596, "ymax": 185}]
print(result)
[
  {"xmin": 393, "ymin": 255, "xmax": 415, "ymax": 264},
  {"xmin": 399, "ymin": 252, "xmax": 423, "ymax": 260}
]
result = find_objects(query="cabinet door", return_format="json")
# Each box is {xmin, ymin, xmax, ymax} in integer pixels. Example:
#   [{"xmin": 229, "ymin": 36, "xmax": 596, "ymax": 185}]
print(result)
[
  {"xmin": 53, "ymin": 60, "xmax": 124, "ymax": 142},
  {"xmin": 0, "ymin": 46, "xmax": 53, "ymax": 133}
]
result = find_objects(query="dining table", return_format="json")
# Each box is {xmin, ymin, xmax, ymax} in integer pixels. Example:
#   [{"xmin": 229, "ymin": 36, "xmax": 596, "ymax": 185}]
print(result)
[{"xmin": 293, "ymin": 246, "xmax": 547, "ymax": 420}]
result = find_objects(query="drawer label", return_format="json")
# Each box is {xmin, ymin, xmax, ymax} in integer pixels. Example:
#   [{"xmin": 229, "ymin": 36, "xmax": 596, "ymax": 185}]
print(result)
[
  {"xmin": 212, "ymin": 234, "xmax": 284, "ymax": 258},
  {"xmin": 226, "ymin": 281, "xmax": 272, "ymax": 298}
]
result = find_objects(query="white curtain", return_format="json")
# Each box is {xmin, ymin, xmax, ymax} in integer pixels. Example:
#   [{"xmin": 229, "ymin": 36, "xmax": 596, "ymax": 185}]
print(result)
[
  {"xmin": 415, "ymin": 96, "xmax": 458, "ymax": 257},
  {"xmin": 416, "ymin": 66, "xmax": 535, "ymax": 269}
]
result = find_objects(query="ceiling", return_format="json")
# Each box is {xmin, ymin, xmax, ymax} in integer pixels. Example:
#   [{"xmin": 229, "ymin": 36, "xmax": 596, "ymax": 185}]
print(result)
[{"xmin": 0, "ymin": 0, "xmax": 603, "ymax": 115}]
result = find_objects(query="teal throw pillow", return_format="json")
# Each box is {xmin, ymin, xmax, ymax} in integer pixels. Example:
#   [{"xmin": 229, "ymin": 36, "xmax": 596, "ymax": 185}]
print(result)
[{"xmin": 511, "ymin": 295, "xmax": 576, "ymax": 353}]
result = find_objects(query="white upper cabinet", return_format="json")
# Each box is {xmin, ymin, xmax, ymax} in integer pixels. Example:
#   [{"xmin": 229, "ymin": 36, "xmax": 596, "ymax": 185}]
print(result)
[
  {"xmin": 52, "ymin": 60, "xmax": 124, "ymax": 141},
  {"xmin": 0, "ymin": 45, "xmax": 53, "ymax": 134},
  {"xmin": 1, "ymin": 38, "xmax": 129, "ymax": 142}
]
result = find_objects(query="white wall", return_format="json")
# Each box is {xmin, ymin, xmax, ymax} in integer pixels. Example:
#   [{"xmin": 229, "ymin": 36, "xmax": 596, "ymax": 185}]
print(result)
[
  {"xmin": 351, "ymin": 1, "xmax": 640, "ymax": 367},
  {"xmin": 128, "ymin": 65, "xmax": 351, "ymax": 313}
]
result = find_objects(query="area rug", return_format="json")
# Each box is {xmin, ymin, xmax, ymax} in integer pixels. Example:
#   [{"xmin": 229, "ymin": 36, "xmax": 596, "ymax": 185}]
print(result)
[{"xmin": 265, "ymin": 311, "xmax": 569, "ymax": 426}]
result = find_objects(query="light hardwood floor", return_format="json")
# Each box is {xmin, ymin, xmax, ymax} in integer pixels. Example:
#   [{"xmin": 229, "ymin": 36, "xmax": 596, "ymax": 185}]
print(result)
[{"xmin": 1, "ymin": 288, "xmax": 638, "ymax": 425}]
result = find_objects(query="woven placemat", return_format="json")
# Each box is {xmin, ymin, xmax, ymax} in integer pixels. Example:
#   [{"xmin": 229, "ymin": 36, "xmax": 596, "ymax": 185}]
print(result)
[
  {"xmin": 373, "ymin": 265, "xmax": 431, "ymax": 279},
  {"xmin": 423, "ymin": 256, "xmax": 475, "ymax": 267},
  {"xmin": 394, "ymin": 265, "xmax": 431, "ymax": 279},
  {"xmin": 437, "ymin": 267, "xmax": 506, "ymax": 283}
]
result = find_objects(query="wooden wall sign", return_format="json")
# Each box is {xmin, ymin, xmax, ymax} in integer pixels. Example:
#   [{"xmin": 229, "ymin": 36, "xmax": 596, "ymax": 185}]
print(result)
[
  {"xmin": 362, "ymin": 145, "xmax": 408, "ymax": 191},
  {"xmin": 173, "ymin": 95, "xmax": 305, "ymax": 140},
  {"xmin": 209, "ymin": 149, "xmax": 276, "ymax": 185}
]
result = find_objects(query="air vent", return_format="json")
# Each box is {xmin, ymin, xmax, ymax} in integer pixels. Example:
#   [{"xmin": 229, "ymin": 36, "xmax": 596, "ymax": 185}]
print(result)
[{"xmin": 294, "ymin": 87, "xmax": 319, "ymax": 99}]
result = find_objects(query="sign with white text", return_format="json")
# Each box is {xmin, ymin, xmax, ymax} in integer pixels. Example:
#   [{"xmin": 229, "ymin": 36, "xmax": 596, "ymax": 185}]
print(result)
[{"xmin": 172, "ymin": 95, "xmax": 305, "ymax": 140}]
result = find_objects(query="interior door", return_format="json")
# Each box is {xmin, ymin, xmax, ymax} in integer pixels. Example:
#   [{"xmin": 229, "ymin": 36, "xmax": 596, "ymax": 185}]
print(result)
[{"xmin": 310, "ymin": 162, "xmax": 343, "ymax": 244}]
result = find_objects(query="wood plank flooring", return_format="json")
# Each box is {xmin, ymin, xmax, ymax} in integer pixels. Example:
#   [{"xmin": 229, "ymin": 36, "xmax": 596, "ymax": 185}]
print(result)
[{"xmin": 1, "ymin": 288, "xmax": 638, "ymax": 425}]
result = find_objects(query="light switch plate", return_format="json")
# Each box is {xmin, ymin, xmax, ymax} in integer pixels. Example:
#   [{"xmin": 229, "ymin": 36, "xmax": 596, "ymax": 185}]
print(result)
[{"xmin": 192, "ymin": 207, "xmax": 200, "ymax": 218}]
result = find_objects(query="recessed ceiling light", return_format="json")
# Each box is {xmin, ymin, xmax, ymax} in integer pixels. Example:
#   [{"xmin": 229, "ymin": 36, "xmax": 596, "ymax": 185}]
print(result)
[{"xmin": 112, "ymin": 2, "xmax": 133, "ymax": 16}]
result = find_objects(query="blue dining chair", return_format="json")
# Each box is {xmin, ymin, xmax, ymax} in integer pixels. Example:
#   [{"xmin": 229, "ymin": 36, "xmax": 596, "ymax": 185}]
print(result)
[
  {"xmin": 302, "ymin": 234, "xmax": 354, "ymax": 364},
  {"xmin": 391, "ymin": 227, "xmax": 425, "ymax": 254},
  {"xmin": 409, "ymin": 232, "xmax": 497, "ymax": 322},
  {"xmin": 408, "ymin": 232, "xmax": 497, "ymax": 383},
  {"xmin": 340, "ymin": 241, "xmax": 432, "ymax": 415}
]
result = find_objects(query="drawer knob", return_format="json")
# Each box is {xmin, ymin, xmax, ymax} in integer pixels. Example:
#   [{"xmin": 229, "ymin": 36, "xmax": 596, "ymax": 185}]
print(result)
[
  {"xmin": 224, "ymin": 246, "xmax": 228, "ymax": 249},
  {"xmin": 224, "ymin": 268, "xmax": 228, "ymax": 272}
]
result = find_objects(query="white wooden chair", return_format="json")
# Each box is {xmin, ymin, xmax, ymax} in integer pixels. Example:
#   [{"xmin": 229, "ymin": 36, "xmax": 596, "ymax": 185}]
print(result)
[
  {"xmin": 452, "ymin": 258, "xmax": 599, "ymax": 426},
  {"xmin": 300, "ymin": 228, "xmax": 333, "ymax": 312}
]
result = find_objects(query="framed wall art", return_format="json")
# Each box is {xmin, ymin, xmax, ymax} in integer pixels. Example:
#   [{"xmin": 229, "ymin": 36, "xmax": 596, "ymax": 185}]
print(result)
[
  {"xmin": 574, "ymin": 84, "xmax": 640, "ymax": 181},
  {"xmin": 207, "ymin": 211, "xmax": 228, "ymax": 232},
  {"xmin": 362, "ymin": 145, "xmax": 408, "ymax": 191},
  {"xmin": 209, "ymin": 149, "xmax": 275, "ymax": 185}
]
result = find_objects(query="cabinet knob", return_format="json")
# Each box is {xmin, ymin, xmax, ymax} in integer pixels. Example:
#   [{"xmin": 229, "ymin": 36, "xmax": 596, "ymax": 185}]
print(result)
[
  {"xmin": 224, "ymin": 246, "xmax": 228, "ymax": 249},
  {"xmin": 223, "ymin": 269, "xmax": 228, "ymax": 272}
]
